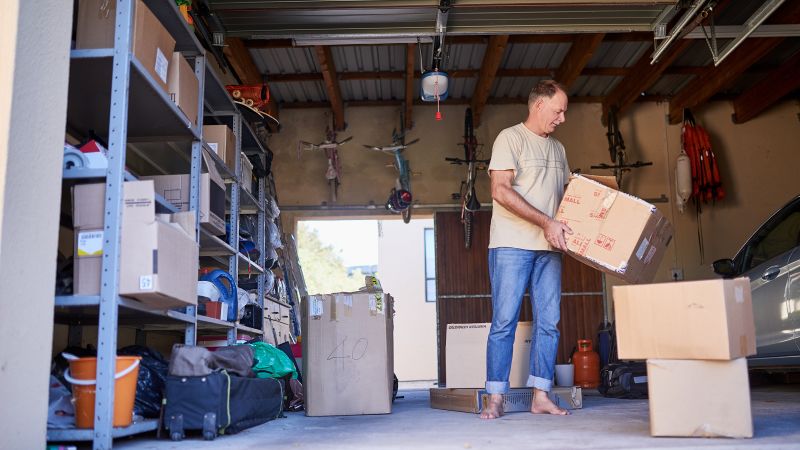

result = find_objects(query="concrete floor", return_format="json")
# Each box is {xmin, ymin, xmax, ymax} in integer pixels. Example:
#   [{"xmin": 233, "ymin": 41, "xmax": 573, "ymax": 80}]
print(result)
[{"xmin": 114, "ymin": 384, "xmax": 800, "ymax": 450}]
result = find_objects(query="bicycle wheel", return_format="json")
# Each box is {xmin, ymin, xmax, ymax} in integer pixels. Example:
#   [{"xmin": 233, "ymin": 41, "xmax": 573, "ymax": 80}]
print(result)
[
  {"xmin": 464, "ymin": 108, "xmax": 476, "ymax": 161},
  {"xmin": 463, "ymin": 210, "xmax": 473, "ymax": 249},
  {"xmin": 402, "ymin": 207, "xmax": 411, "ymax": 224}
]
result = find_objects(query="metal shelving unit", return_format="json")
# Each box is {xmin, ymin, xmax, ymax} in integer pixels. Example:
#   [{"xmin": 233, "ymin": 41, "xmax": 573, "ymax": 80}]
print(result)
[{"xmin": 50, "ymin": 1, "xmax": 268, "ymax": 448}]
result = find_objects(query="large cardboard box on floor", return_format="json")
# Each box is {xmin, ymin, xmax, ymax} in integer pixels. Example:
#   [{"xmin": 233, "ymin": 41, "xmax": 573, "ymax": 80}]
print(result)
[
  {"xmin": 555, "ymin": 175, "xmax": 672, "ymax": 284},
  {"xmin": 76, "ymin": 0, "xmax": 175, "ymax": 93},
  {"xmin": 445, "ymin": 322, "xmax": 532, "ymax": 389},
  {"xmin": 140, "ymin": 152, "xmax": 227, "ymax": 236},
  {"xmin": 302, "ymin": 290, "xmax": 394, "ymax": 416},
  {"xmin": 72, "ymin": 181, "xmax": 199, "ymax": 308},
  {"xmin": 430, "ymin": 387, "xmax": 582, "ymax": 413},
  {"xmin": 647, "ymin": 358, "xmax": 752, "ymax": 438},
  {"xmin": 613, "ymin": 278, "xmax": 756, "ymax": 360},
  {"xmin": 167, "ymin": 52, "xmax": 199, "ymax": 127},
  {"xmin": 203, "ymin": 125, "xmax": 237, "ymax": 173}
]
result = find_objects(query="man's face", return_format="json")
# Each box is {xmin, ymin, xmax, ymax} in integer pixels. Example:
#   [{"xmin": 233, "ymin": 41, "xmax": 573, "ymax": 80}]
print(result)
[{"xmin": 534, "ymin": 90, "xmax": 568, "ymax": 135}]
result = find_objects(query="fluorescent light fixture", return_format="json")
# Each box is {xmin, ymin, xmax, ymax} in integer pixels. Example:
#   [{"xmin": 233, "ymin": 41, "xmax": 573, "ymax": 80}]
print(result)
[{"xmin": 293, "ymin": 36, "xmax": 433, "ymax": 46}]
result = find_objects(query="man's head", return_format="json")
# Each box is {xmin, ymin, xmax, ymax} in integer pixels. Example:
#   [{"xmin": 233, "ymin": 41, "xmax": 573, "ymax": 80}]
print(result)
[{"xmin": 526, "ymin": 80, "xmax": 568, "ymax": 137}]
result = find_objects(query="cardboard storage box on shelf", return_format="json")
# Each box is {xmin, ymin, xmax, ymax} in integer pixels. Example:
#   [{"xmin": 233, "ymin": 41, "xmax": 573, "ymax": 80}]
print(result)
[
  {"xmin": 554, "ymin": 175, "xmax": 672, "ymax": 284},
  {"xmin": 647, "ymin": 358, "xmax": 752, "ymax": 438},
  {"xmin": 303, "ymin": 290, "xmax": 394, "ymax": 416},
  {"xmin": 72, "ymin": 181, "xmax": 199, "ymax": 308},
  {"xmin": 140, "ymin": 151, "xmax": 226, "ymax": 236},
  {"xmin": 613, "ymin": 278, "xmax": 756, "ymax": 360},
  {"xmin": 445, "ymin": 322, "xmax": 532, "ymax": 389},
  {"xmin": 76, "ymin": 0, "xmax": 176, "ymax": 93},
  {"xmin": 204, "ymin": 124, "xmax": 237, "ymax": 172},
  {"xmin": 265, "ymin": 320, "xmax": 292, "ymax": 346},
  {"xmin": 430, "ymin": 387, "xmax": 582, "ymax": 414},
  {"xmin": 241, "ymin": 154, "xmax": 254, "ymax": 194},
  {"xmin": 167, "ymin": 52, "xmax": 199, "ymax": 126}
]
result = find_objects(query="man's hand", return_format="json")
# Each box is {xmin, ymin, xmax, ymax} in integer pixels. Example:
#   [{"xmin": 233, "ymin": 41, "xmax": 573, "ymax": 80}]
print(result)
[{"xmin": 544, "ymin": 219, "xmax": 573, "ymax": 251}]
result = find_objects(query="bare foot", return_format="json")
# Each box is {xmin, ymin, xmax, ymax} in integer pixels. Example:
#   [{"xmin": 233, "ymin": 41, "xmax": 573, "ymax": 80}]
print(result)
[
  {"xmin": 480, "ymin": 394, "xmax": 504, "ymax": 419},
  {"xmin": 531, "ymin": 389, "xmax": 570, "ymax": 416}
]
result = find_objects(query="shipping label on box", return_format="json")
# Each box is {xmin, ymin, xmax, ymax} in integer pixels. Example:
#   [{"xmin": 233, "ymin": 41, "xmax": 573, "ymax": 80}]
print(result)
[
  {"xmin": 77, "ymin": 230, "xmax": 103, "ymax": 256},
  {"xmin": 647, "ymin": 358, "xmax": 752, "ymax": 438},
  {"xmin": 446, "ymin": 322, "xmax": 533, "ymax": 389},
  {"xmin": 613, "ymin": 278, "xmax": 756, "ymax": 360},
  {"xmin": 555, "ymin": 175, "xmax": 672, "ymax": 284}
]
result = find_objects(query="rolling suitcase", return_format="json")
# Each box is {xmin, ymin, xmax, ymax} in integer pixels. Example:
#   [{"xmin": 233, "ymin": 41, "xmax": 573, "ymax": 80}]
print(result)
[{"xmin": 164, "ymin": 370, "xmax": 283, "ymax": 441}]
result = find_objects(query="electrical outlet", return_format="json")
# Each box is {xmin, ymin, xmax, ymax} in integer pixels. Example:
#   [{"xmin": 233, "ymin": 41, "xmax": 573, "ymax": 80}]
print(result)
[{"xmin": 670, "ymin": 268, "xmax": 684, "ymax": 281}]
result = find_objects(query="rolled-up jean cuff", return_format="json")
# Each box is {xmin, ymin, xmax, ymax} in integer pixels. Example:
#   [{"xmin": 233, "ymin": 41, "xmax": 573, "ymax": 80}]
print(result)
[
  {"xmin": 527, "ymin": 375, "xmax": 552, "ymax": 392},
  {"xmin": 485, "ymin": 381, "xmax": 509, "ymax": 395}
]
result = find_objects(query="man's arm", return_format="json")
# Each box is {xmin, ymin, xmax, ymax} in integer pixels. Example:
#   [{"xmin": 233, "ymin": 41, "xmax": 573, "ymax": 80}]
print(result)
[{"xmin": 490, "ymin": 169, "xmax": 572, "ymax": 251}]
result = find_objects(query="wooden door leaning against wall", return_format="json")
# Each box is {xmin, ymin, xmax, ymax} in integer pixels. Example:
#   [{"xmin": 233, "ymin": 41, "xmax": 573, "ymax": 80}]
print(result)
[{"xmin": 434, "ymin": 210, "xmax": 605, "ymax": 386}]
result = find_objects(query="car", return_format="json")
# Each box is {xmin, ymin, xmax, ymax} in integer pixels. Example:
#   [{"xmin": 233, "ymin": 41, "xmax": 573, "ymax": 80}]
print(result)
[{"xmin": 713, "ymin": 195, "xmax": 800, "ymax": 367}]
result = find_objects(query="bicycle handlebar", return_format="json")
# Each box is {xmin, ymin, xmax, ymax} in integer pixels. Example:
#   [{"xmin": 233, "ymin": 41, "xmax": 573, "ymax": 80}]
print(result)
[{"xmin": 445, "ymin": 157, "xmax": 490, "ymax": 165}]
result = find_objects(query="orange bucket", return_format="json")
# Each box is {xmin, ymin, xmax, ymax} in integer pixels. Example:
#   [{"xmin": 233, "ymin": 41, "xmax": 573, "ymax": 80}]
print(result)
[{"xmin": 65, "ymin": 356, "xmax": 141, "ymax": 428}]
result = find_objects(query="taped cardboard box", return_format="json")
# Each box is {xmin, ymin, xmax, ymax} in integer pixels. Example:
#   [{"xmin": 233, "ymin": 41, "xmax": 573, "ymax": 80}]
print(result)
[
  {"xmin": 76, "ymin": 0, "xmax": 175, "ymax": 93},
  {"xmin": 72, "ymin": 181, "xmax": 199, "ymax": 308},
  {"xmin": 613, "ymin": 278, "xmax": 756, "ymax": 360},
  {"xmin": 241, "ymin": 154, "xmax": 254, "ymax": 194},
  {"xmin": 203, "ymin": 125, "xmax": 236, "ymax": 173},
  {"xmin": 167, "ymin": 52, "xmax": 199, "ymax": 127},
  {"xmin": 430, "ymin": 386, "xmax": 582, "ymax": 413},
  {"xmin": 445, "ymin": 322, "xmax": 532, "ymax": 389},
  {"xmin": 647, "ymin": 358, "xmax": 752, "ymax": 438},
  {"xmin": 302, "ymin": 291, "xmax": 394, "ymax": 416},
  {"xmin": 140, "ymin": 151, "xmax": 226, "ymax": 236},
  {"xmin": 555, "ymin": 175, "xmax": 672, "ymax": 284}
]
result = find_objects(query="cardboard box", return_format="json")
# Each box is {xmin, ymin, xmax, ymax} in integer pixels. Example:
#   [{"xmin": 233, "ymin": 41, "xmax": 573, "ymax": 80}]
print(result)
[
  {"xmin": 302, "ymin": 291, "xmax": 394, "ymax": 416},
  {"xmin": 72, "ymin": 181, "xmax": 199, "ymax": 308},
  {"xmin": 647, "ymin": 358, "xmax": 752, "ymax": 438},
  {"xmin": 555, "ymin": 175, "xmax": 673, "ymax": 284},
  {"xmin": 613, "ymin": 278, "xmax": 756, "ymax": 360},
  {"xmin": 241, "ymin": 154, "xmax": 254, "ymax": 194},
  {"xmin": 445, "ymin": 322, "xmax": 532, "ymax": 389},
  {"xmin": 167, "ymin": 52, "xmax": 199, "ymax": 126},
  {"xmin": 76, "ymin": 0, "xmax": 176, "ymax": 93},
  {"xmin": 140, "ymin": 152, "xmax": 226, "ymax": 236},
  {"xmin": 204, "ymin": 125, "xmax": 237, "ymax": 173},
  {"xmin": 430, "ymin": 387, "xmax": 582, "ymax": 414}
]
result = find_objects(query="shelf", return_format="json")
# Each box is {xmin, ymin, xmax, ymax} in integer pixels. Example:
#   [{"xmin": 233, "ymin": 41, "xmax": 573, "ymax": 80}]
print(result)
[
  {"xmin": 202, "ymin": 59, "xmax": 237, "ymax": 114},
  {"xmin": 143, "ymin": 0, "xmax": 202, "ymax": 54},
  {"xmin": 200, "ymin": 228, "xmax": 236, "ymax": 256},
  {"xmin": 204, "ymin": 114, "xmax": 268, "ymax": 155},
  {"xmin": 54, "ymin": 295, "xmax": 195, "ymax": 326},
  {"xmin": 238, "ymin": 253, "xmax": 265, "ymax": 275},
  {"xmin": 197, "ymin": 314, "xmax": 234, "ymax": 330},
  {"xmin": 203, "ymin": 143, "xmax": 236, "ymax": 180},
  {"xmin": 62, "ymin": 168, "xmax": 137, "ymax": 181},
  {"xmin": 265, "ymin": 294, "xmax": 292, "ymax": 308},
  {"xmin": 239, "ymin": 186, "xmax": 264, "ymax": 213},
  {"xmin": 47, "ymin": 418, "xmax": 158, "ymax": 442},
  {"xmin": 237, "ymin": 323, "xmax": 264, "ymax": 335},
  {"xmin": 67, "ymin": 51, "xmax": 198, "ymax": 141}
]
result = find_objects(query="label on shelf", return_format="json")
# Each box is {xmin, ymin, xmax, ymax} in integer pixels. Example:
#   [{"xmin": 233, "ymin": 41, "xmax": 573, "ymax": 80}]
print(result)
[
  {"xmin": 77, "ymin": 230, "xmax": 103, "ymax": 256},
  {"xmin": 155, "ymin": 48, "xmax": 168, "ymax": 84}
]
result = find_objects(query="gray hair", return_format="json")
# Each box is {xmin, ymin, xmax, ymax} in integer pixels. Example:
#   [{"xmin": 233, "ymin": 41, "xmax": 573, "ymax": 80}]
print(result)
[{"xmin": 528, "ymin": 80, "xmax": 565, "ymax": 107}]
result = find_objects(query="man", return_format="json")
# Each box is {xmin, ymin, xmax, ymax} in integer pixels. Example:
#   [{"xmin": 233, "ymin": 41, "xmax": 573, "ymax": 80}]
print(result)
[{"xmin": 480, "ymin": 80, "xmax": 573, "ymax": 419}]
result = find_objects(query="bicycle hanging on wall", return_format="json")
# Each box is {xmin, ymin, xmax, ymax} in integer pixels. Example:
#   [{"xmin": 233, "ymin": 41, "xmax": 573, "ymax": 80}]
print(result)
[
  {"xmin": 298, "ymin": 122, "xmax": 352, "ymax": 204},
  {"xmin": 363, "ymin": 114, "xmax": 419, "ymax": 223},
  {"xmin": 445, "ymin": 107, "xmax": 489, "ymax": 248},
  {"xmin": 591, "ymin": 107, "xmax": 652, "ymax": 191}
]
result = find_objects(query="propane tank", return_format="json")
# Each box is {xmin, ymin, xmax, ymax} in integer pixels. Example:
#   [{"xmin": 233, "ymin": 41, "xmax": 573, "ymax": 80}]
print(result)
[
  {"xmin": 572, "ymin": 339, "xmax": 600, "ymax": 388},
  {"xmin": 675, "ymin": 150, "xmax": 692, "ymax": 213}
]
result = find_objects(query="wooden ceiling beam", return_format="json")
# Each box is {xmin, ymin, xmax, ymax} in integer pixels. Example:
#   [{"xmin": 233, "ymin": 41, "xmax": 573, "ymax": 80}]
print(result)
[
  {"xmin": 471, "ymin": 35, "xmax": 510, "ymax": 127},
  {"xmin": 222, "ymin": 37, "xmax": 263, "ymax": 85},
  {"xmin": 314, "ymin": 46, "xmax": 346, "ymax": 130},
  {"xmin": 732, "ymin": 50, "xmax": 800, "ymax": 124},
  {"xmin": 554, "ymin": 33, "xmax": 605, "ymax": 88},
  {"xmin": 667, "ymin": 38, "xmax": 782, "ymax": 124},
  {"xmin": 405, "ymin": 43, "xmax": 416, "ymax": 131}
]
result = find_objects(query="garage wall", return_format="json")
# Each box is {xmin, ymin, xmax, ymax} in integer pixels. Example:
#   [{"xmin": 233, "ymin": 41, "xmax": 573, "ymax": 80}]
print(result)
[{"xmin": 272, "ymin": 99, "xmax": 800, "ymax": 300}]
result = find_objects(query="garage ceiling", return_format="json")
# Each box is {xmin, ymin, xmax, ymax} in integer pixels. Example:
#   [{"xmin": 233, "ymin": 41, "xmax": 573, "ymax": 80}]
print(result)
[{"xmin": 199, "ymin": 0, "xmax": 800, "ymax": 128}]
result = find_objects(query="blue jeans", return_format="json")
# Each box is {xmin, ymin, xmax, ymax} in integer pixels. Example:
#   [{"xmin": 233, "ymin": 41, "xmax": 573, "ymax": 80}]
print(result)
[{"xmin": 486, "ymin": 248, "xmax": 562, "ymax": 394}]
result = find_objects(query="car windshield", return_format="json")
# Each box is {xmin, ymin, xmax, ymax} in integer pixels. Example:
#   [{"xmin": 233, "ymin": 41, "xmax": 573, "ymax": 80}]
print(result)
[{"xmin": 740, "ymin": 199, "xmax": 800, "ymax": 272}]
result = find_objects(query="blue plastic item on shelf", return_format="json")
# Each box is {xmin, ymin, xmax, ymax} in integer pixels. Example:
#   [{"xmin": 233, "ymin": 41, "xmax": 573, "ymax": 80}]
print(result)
[{"xmin": 200, "ymin": 270, "xmax": 236, "ymax": 322}]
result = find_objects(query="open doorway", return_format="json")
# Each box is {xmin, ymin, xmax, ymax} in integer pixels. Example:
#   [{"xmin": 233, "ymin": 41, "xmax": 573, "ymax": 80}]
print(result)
[{"xmin": 297, "ymin": 217, "xmax": 438, "ymax": 384}]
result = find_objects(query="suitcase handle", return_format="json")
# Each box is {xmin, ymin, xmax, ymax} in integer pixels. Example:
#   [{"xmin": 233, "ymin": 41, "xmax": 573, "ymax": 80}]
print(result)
[{"xmin": 63, "ymin": 358, "xmax": 140, "ymax": 386}]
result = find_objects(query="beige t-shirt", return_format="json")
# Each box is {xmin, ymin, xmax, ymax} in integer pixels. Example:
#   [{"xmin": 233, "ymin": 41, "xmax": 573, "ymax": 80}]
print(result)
[{"xmin": 488, "ymin": 122, "xmax": 571, "ymax": 251}]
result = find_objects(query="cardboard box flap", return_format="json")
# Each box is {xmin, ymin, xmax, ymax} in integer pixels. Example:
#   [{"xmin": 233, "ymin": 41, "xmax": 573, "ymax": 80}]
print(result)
[
  {"xmin": 570, "ymin": 173, "xmax": 619, "ymax": 190},
  {"xmin": 201, "ymin": 149, "xmax": 224, "ymax": 187}
]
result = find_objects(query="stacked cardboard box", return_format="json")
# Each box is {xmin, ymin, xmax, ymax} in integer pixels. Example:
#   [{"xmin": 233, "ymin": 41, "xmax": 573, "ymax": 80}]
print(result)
[
  {"xmin": 302, "ymin": 289, "xmax": 394, "ymax": 416},
  {"xmin": 613, "ymin": 278, "xmax": 756, "ymax": 438}
]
